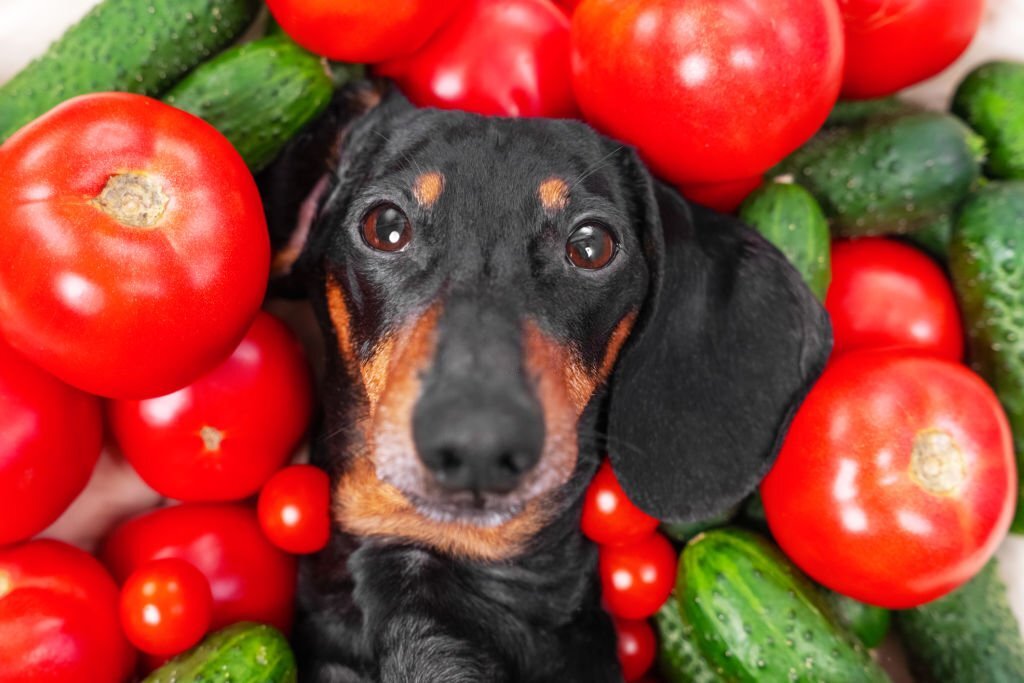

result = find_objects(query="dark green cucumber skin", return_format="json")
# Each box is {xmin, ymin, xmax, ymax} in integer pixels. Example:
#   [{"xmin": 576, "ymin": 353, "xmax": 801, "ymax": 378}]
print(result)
[
  {"xmin": 662, "ymin": 504, "xmax": 739, "ymax": 543},
  {"xmin": 954, "ymin": 61, "xmax": 1024, "ymax": 180},
  {"xmin": 823, "ymin": 591, "xmax": 891, "ymax": 650},
  {"xmin": 738, "ymin": 182, "xmax": 831, "ymax": 301},
  {"xmin": 679, "ymin": 529, "xmax": 889, "ymax": 683},
  {"xmin": 654, "ymin": 600, "xmax": 727, "ymax": 683},
  {"xmin": 164, "ymin": 36, "xmax": 335, "ymax": 172},
  {"xmin": 0, "ymin": 0, "xmax": 259, "ymax": 142},
  {"xmin": 143, "ymin": 622, "xmax": 297, "ymax": 683},
  {"xmin": 904, "ymin": 212, "xmax": 954, "ymax": 263},
  {"xmin": 775, "ymin": 112, "xmax": 985, "ymax": 237},
  {"xmin": 897, "ymin": 560, "xmax": 1024, "ymax": 683},
  {"xmin": 825, "ymin": 97, "xmax": 921, "ymax": 129},
  {"xmin": 949, "ymin": 181, "xmax": 1024, "ymax": 532}
]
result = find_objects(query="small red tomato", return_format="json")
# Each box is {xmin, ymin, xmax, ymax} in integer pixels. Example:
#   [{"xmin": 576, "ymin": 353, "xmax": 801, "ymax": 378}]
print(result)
[
  {"xmin": 120, "ymin": 558, "xmax": 213, "ymax": 656},
  {"xmin": 582, "ymin": 460, "xmax": 660, "ymax": 546},
  {"xmin": 377, "ymin": 0, "xmax": 576, "ymax": 118},
  {"xmin": 827, "ymin": 238, "xmax": 964, "ymax": 361},
  {"xmin": 0, "ymin": 338, "xmax": 103, "ymax": 545},
  {"xmin": 599, "ymin": 533, "xmax": 677, "ymax": 619},
  {"xmin": 614, "ymin": 617, "xmax": 656, "ymax": 681},
  {"xmin": 258, "ymin": 465, "xmax": 332, "ymax": 554},
  {"xmin": 762, "ymin": 351, "xmax": 1016, "ymax": 608},
  {"xmin": 109, "ymin": 312, "xmax": 313, "ymax": 502}
]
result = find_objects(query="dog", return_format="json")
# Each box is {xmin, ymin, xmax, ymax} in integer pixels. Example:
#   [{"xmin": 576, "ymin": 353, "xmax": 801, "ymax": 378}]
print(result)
[{"xmin": 258, "ymin": 81, "xmax": 832, "ymax": 683}]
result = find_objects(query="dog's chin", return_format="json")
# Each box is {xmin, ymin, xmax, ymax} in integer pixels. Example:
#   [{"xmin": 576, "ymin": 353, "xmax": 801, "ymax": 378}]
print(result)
[{"xmin": 399, "ymin": 489, "xmax": 527, "ymax": 528}]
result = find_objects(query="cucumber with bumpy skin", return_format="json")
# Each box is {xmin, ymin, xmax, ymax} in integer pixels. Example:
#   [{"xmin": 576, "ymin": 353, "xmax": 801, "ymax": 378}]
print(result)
[
  {"xmin": 825, "ymin": 97, "xmax": 921, "ymax": 129},
  {"xmin": 824, "ymin": 591, "xmax": 891, "ymax": 649},
  {"xmin": 953, "ymin": 61, "xmax": 1024, "ymax": 180},
  {"xmin": 0, "ymin": 0, "xmax": 259, "ymax": 141},
  {"xmin": 654, "ymin": 600, "xmax": 725, "ymax": 683},
  {"xmin": 143, "ymin": 622, "xmax": 296, "ymax": 683}
]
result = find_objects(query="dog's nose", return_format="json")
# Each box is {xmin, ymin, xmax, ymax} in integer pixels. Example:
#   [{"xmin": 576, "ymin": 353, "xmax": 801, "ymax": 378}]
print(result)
[{"xmin": 413, "ymin": 395, "xmax": 545, "ymax": 495}]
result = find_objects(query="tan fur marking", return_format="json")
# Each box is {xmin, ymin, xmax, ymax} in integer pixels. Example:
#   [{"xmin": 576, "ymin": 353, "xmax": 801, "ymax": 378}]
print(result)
[
  {"xmin": 326, "ymin": 276, "xmax": 358, "ymax": 374},
  {"xmin": 538, "ymin": 177, "xmax": 569, "ymax": 211},
  {"xmin": 599, "ymin": 312, "xmax": 638, "ymax": 381},
  {"xmin": 413, "ymin": 171, "xmax": 445, "ymax": 208}
]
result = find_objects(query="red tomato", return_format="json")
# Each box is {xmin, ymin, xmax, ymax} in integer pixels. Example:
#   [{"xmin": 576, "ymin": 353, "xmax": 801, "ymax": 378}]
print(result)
[
  {"xmin": 119, "ymin": 558, "xmax": 213, "ymax": 656},
  {"xmin": 266, "ymin": 0, "xmax": 464, "ymax": 63},
  {"xmin": 827, "ymin": 238, "xmax": 964, "ymax": 361},
  {"xmin": 762, "ymin": 351, "xmax": 1016, "ymax": 608},
  {"xmin": 839, "ymin": 0, "xmax": 985, "ymax": 99},
  {"xmin": 108, "ymin": 312, "xmax": 312, "ymax": 502},
  {"xmin": 614, "ymin": 617, "xmax": 656, "ymax": 681},
  {"xmin": 552, "ymin": 0, "xmax": 581, "ymax": 15},
  {"xmin": 0, "ymin": 540, "xmax": 135, "ymax": 683},
  {"xmin": 258, "ymin": 465, "xmax": 332, "ymax": 555},
  {"xmin": 582, "ymin": 460, "xmax": 660, "ymax": 546},
  {"xmin": 0, "ymin": 93, "xmax": 269, "ymax": 400},
  {"xmin": 103, "ymin": 503, "xmax": 297, "ymax": 633},
  {"xmin": 0, "ymin": 339, "xmax": 103, "ymax": 545},
  {"xmin": 599, "ymin": 533, "xmax": 676, "ymax": 619},
  {"xmin": 572, "ymin": 0, "xmax": 844, "ymax": 184},
  {"xmin": 377, "ymin": 0, "xmax": 576, "ymax": 118},
  {"xmin": 679, "ymin": 176, "xmax": 764, "ymax": 214}
]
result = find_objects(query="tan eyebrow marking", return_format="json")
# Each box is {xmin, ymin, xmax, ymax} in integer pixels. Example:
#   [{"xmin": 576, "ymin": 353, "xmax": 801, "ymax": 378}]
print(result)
[
  {"xmin": 538, "ymin": 177, "xmax": 570, "ymax": 211},
  {"xmin": 413, "ymin": 171, "xmax": 445, "ymax": 208}
]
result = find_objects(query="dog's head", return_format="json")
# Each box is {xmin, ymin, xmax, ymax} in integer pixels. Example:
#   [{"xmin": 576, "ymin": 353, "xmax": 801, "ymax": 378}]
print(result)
[{"xmin": 264, "ymin": 85, "xmax": 830, "ymax": 560}]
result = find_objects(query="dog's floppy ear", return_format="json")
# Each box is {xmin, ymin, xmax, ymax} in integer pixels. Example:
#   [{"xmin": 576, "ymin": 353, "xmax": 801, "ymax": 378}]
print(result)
[{"xmin": 606, "ymin": 177, "xmax": 832, "ymax": 524}]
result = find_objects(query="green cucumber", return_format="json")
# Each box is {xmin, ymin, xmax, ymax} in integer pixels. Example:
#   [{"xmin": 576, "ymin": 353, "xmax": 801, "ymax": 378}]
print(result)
[
  {"xmin": 654, "ymin": 600, "xmax": 726, "ymax": 683},
  {"xmin": 662, "ymin": 504, "xmax": 739, "ymax": 543},
  {"xmin": 678, "ymin": 528, "xmax": 889, "ymax": 683},
  {"xmin": 738, "ymin": 181, "xmax": 831, "ymax": 301},
  {"xmin": 904, "ymin": 212, "xmax": 954, "ymax": 263},
  {"xmin": 896, "ymin": 560, "xmax": 1024, "ymax": 683},
  {"xmin": 949, "ymin": 181, "xmax": 1024, "ymax": 532},
  {"xmin": 0, "ymin": 0, "xmax": 259, "ymax": 142},
  {"xmin": 953, "ymin": 61, "xmax": 1024, "ymax": 180},
  {"xmin": 143, "ymin": 622, "xmax": 297, "ymax": 683},
  {"xmin": 775, "ymin": 112, "xmax": 985, "ymax": 237},
  {"xmin": 824, "ymin": 591, "xmax": 891, "ymax": 650},
  {"xmin": 825, "ymin": 97, "xmax": 921, "ymax": 128},
  {"xmin": 164, "ymin": 36, "xmax": 336, "ymax": 172}
]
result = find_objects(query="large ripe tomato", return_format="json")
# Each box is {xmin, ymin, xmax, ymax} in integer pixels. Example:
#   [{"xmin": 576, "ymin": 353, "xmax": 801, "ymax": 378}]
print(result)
[
  {"xmin": 376, "ymin": 0, "xmax": 576, "ymax": 118},
  {"xmin": 599, "ymin": 533, "xmax": 676, "ymax": 619},
  {"xmin": 102, "ymin": 503, "xmax": 297, "ymax": 633},
  {"xmin": 839, "ymin": 0, "xmax": 985, "ymax": 99},
  {"xmin": 258, "ymin": 465, "xmax": 332, "ymax": 555},
  {"xmin": 120, "ymin": 558, "xmax": 213, "ymax": 656},
  {"xmin": 581, "ymin": 460, "xmax": 660, "ymax": 547},
  {"xmin": 108, "ymin": 312, "xmax": 313, "ymax": 502},
  {"xmin": 571, "ymin": 0, "xmax": 844, "ymax": 185},
  {"xmin": 0, "ymin": 339, "xmax": 103, "ymax": 545},
  {"xmin": 0, "ymin": 540, "xmax": 135, "ymax": 683},
  {"xmin": 762, "ymin": 351, "xmax": 1016, "ymax": 609},
  {"xmin": 266, "ymin": 0, "xmax": 465, "ymax": 63},
  {"xmin": 0, "ymin": 93, "xmax": 269, "ymax": 399},
  {"xmin": 827, "ymin": 238, "xmax": 964, "ymax": 361}
]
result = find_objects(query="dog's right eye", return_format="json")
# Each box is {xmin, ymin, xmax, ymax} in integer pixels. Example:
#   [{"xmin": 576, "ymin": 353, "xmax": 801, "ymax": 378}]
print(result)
[{"xmin": 361, "ymin": 203, "xmax": 412, "ymax": 252}]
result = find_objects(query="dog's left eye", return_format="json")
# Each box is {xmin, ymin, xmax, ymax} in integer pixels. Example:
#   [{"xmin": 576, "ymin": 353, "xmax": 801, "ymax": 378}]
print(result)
[
  {"xmin": 566, "ymin": 223, "xmax": 616, "ymax": 270},
  {"xmin": 361, "ymin": 203, "xmax": 412, "ymax": 252}
]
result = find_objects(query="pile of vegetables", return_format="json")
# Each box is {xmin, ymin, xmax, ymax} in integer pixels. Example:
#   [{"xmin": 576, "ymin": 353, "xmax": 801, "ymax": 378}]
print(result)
[{"xmin": 0, "ymin": 0, "xmax": 1022, "ymax": 681}]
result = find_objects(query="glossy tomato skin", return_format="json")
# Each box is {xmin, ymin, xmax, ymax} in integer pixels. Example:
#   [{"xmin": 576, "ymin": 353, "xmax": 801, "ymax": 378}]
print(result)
[
  {"xmin": 266, "ymin": 0, "xmax": 464, "ymax": 63},
  {"xmin": 120, "ymin": 558, "xmax": 213, "ymax": 656},
  {"xmin": 258, "ymin": 465, "xmax": 332, "ymax": 554},
  {"xmin": 613, "ymin": 617, "xmax": 656, "ymax": 681},
  {"xmin": 582, "ymin": 460, "xmax": 660, "ymax": 547},
  {"xmin": 103, "ymin": 503, "xmax": 297, "ymax": 633},
  {"xmin": 109, "ymin": 312, "xmax": 313, "ymax": 502},
  {"xmin": 599, "ymin": 533, "xmax": 676, "ymax": 619},
  {"xmin": 762, "ymin": 351, "xmax": 1016, "ymax": 609},
  {"xmin": 0, "ymin": 540, "xmax": 136, "ymax": 683},
  {"xmin": 827, "ymin": 238, "xmax": 964, "ymax": 361},
  {"xmin": 679, "ymin": 175, "xmax": 764, "ymax": 214},
  {"xmin": 377, "ymin": 0, "xmax": 576, "ymax": 118},
  {"xmin": 839, "ymin": 0, "xmax": 985, "ymax": 99},
  {"xmin": 572, "ymin": 0, "xmax": 844, "ymax": 185},
  {"xmin": 0, "ymin": 93, "xmax": 269, "ymax": 399},
  {"xmin": 0, "ymin": 339, "xmax": 103, "ymax": 545}
]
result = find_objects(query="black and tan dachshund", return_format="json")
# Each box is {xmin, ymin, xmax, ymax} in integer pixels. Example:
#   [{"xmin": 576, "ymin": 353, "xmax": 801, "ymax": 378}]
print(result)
[{"xmin": 259, "ymin": 82, "xmax": 832, "ymax": 683}]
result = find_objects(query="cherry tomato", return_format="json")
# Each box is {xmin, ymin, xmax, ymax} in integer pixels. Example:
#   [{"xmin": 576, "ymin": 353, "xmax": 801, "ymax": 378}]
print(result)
[
  {"xmin": 109, "ymin": 312, "xmax": 313, "ymax": 502},
  {"xmin": 599, "ymin": 533, "xmax": 676, "ymax": 619},
  {"xmin": 258, "ymin": 465, "xmax": 332, "ymax": 555},
  {"xmin": 103, "ymin": 503, "xmax": 297, "ymax": 633},
  {"xmin": 582, "ymin": 460, "xmax": 660, "ymax": 547},
  {"xmin": 839, "ymin": 0, "xmax": 985, "ymax": 99},
  {"xmin": 827, "ymin": 238, "xmax": 964, "ymax": 361},
  {"xmin": 614, "ymin": 617, "xmax": 656, "ymax": 681},
  {"xmin": 119, "ymin": 558, "xmax": 213, "ymax": 656},
  {"xmin": 0, "ymin": 338, "xmax": 103, "ymax": 545},
  {"xmin": 0, "ymin": 93, "xmax": 269, "ymax": 399},
  {"xmin": 572, "ymin": 0, "xmax": 843, "ymax": 185},
  {"xmin": 0, "ymin": 540, "xmax": 135, "ymax": 683},
  {"xmin": 377, "ymin": 0, "xmax": 576, "ymax": 118},
  {"xmin": 266, "ymin": 0, "xmax": 465, "ymax": 63},
  {"xmin": 762, "ymin": 351, "xmax": 1016, "ymax": 608}
]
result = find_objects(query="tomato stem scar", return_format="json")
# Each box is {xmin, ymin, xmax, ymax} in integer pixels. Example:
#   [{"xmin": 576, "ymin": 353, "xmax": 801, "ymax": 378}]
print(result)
[
  {"xmin": 90, "ymin": 172, "xmax": 169, "ymax": 228},
  {"xmin": 199, "ymin": 425, "xmax": 224, "ymax": 452},
  {"xmin": 0, "ymin": 571, "xmax": 10, "ymax": 599},
  {"xmin": 909, "ymin": 429, "xmax": 967, "ymax": 496}
]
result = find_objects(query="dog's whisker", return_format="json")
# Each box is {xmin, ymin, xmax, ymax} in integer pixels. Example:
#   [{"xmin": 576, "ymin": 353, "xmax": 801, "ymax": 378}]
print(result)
[{"xmin": 567, "ymin": 145, "xmax": 625, "ymax": 192}]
